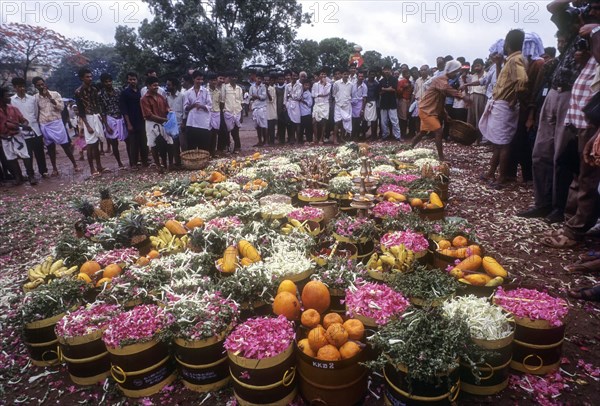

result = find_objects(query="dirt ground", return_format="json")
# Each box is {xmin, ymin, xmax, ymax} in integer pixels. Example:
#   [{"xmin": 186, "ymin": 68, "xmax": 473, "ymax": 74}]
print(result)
[{"xmin": 1, "ymin": 119, "xmax": 599, "ymax": 405}]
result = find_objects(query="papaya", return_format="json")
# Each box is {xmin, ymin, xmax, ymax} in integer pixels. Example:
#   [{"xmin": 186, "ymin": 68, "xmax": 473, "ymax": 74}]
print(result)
[
  {"xmin": 429, "ymin": 192, "xmax": 443, "ymax": 208},
  {"xmin": 482, "ymin": 256, "xmax": 508, "ymax": 278},
  {"xmin": 463, "ymin": 273, "xmax": 492, "ymax": 286},
  {"xmin": 383, "ymin": 191, "xmax": 407, "ymax": 202},
  {"xmin": 453, "ymin": 255, "xmax": 482, "ymax": 272},
  {"xmin": 165, "ymin": 219, "xmax": 187, "ymax": 236}
]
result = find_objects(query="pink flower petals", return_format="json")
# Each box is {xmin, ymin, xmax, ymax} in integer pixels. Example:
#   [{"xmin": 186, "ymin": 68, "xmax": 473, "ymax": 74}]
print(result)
[
  {"xmin": 288, "ymin": 206, "xmax": 324, "ymax": 222},
  {"xmin": 102, "ymin": 304, "xmax": 174, "ymax": 348},
  {"xmin": 380, "ymin": 230, "xmax": 429, "ymax": 252},
  {"xmin": 224, "ymin": 315, "xmax": 294, "ymax": 359},
  {"xmin": 345, "ymin": 280, "xmax": 410, "ymax": 326},
  {"xmin": 494, "ymin": 287, "xmax": 568, "ymax": 327},
  {"xmin": 204, "ymin": 215, "xmax": 243, "ymax": 232},
  {"xmin": 55, "ymin": 304, "xmax": 120, "ymax": 339},
  {"xmin": 372, "ymin": 201, "xmax": 412, "ymax": 219}
]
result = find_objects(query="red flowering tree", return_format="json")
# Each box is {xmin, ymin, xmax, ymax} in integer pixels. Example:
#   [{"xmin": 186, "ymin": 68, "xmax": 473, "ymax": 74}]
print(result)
[{"xmin": 0, "ymin": 23, "xmax": 79, "ymax": 81}]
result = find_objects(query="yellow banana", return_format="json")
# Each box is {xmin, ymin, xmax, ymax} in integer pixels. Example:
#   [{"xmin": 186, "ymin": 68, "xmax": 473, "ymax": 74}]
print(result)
[
  {"xmin": 41, "ymin": 257, "xmax": 54, "ymax": 274},
  {"xmin": 380, "ymin": 254, "xmax": 396, "ymax": 267},
  {"xmin": 50, "ymin": 259, "xmax": 64, "ymax": 273}
]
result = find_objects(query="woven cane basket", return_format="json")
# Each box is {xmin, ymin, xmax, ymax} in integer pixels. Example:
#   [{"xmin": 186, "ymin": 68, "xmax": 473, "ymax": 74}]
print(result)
[
  {"xmin": 181, "ymin": 150, "xmax": 210, "ymax": 170},
  {"xmin": 448, "ymin": 120, "xmax": 478, "ymax": 146}
]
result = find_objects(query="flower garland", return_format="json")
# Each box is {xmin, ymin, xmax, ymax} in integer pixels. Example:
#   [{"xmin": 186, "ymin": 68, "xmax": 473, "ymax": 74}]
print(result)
[
  {"xmin": 224, "ymin": 315, "xmax": 294, "ymax": 359},
  {"xmin": 380, "ymin": 230, "xmax": 429, "ymax": 252},
  {"xmin": 494, "ymin": 287, "xmax": 568, "ymax": 327},
  {"xmin": 55, "ymin": 304, "xmax": 121, "ymax": 339},
  {"xmin": 102, "ymin": 304, "xmax": 174, "ymax": 348},
  {"xmin": 345, "ymin": 280, "xmax": 410, "ymax": 325}
]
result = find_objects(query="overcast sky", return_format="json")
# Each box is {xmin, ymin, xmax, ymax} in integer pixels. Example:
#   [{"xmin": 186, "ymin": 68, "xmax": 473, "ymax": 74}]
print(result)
[{"xmin": 2, "ymin": 0, "xmax": 558, "ymax": 66}]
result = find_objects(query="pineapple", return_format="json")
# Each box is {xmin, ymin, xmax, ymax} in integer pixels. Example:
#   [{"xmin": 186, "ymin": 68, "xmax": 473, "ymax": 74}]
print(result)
[
  {"xmin": 115, "ymin": 213, "xmax": 149, "ymax": 246},
  {"xmin": 99, "ymin": 188, "xmax": 116, "ymax": 217},
  {"xmin": 74, "ymin": 199, "xmax": 96, "ymax": 219}
]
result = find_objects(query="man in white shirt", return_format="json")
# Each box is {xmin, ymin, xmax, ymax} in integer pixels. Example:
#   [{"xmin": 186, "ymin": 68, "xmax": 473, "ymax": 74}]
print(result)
[
  {"xmin": 184, "ymin": 71, "xmax": 212, "ymax": 153},
  {"xmin": 166, "ymin": 77, "xmax": 185, "ymax": 166},
  {"xmin": 351, "ymin": 71, "xmax": 367, "ymax": 140},
  {"xmin": 265, "ymin": 73, "xmax": 278, "ymax": 145},
  {"xmin": 250, "ymin": 73, "xmax": 268, "ymax": 146},
  {"xmin": 332, "ymin": 68, "xmax": 353, "ymax": 144},
  {"xmin": 312, "ymin": 69, "xmax": 331, "ymax": 145},
  {"xmin": 11, "ymin": 77, "xmax": 48, "ymax": 177},
  {"xmin": 33, "ymin": 76, "xmax": 80, "ymax": 176},
  {"xmin": 220, "ymin": 72, "xmax": 243, "ymax": 153},
  {"xmin": 284, "ymin": 70, "xmax": 303, "ymax": 144},
  {"xmin": 412, "ymin": 65, "xmax": 431, "ymax": 137}
]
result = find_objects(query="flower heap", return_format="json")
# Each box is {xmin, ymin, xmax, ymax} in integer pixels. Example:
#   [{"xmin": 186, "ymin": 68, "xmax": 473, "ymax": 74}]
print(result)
[
  {"xmin": 346, "ymin": 280, "xmax": 410, "ymax": 326},
  {"xmin": 224, "ymin": 315, "xmax": 294, "ymax": 359}
]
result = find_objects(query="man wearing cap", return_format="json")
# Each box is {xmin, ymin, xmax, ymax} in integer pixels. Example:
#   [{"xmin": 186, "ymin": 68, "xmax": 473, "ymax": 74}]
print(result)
[
  {"xmin": 11, "ymin": 77, "xmax": 48, "ymax": 178},
  {"xmin": 411, "ymin": 60, "xmax": 464, "ymax": 161},
  {"xmin": 479, "ymin": 29, "xmax": 529, "ymax": 189}
]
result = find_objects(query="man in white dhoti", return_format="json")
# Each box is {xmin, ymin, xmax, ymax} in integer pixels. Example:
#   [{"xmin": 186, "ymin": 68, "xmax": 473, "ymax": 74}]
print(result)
[
  {"xmin": 141, "ymin": 77, "xmax": 172, "ymax": 172},
  {"xmin": 479, "ymin": 29, "xmax": 528, "ymax": 189},
  {"xmin": 285, "ymin": 70, "xmax": 303, "ymax": 144},
  {"xmin": 99, "ymin": 72, "xmax": 127, "ymax": 169},
  {"xmin": 311, "ymin": 69, "xmax": 331, "ymax": 144},
  {"xmin": 220, "ymin": 72, "xmax": 243, "ymax": 154},
  {"xmin": 351, "ymin": 71, "xmax": 367, "ymax": 140},
  {"xmin": 184, "ymin": 71, "xmax": 212, "ymax": 153},
  {"xmin": 265, "ymin": 73, "xmax": 278, "ymax": 145},
  {"xmin": 75, "ymin": 68, "xmax": 107, "ymax": 176},
  {"xmin": 0, "ymin": 87, "xmax": 37, "ymax": 185},
  {"xmin": 250, "ymin": 73, "xmax": 268, "ymax": 146},
  {"xmin": 332, "ymin": 68, "xmax": 353, "ymax": 144},
  {"xmin": 33, "ymin": 77, "xmax": 80, "ymax": 176},
  {"xmin": 11, "ymin": 77, "xmax": 48, "ymax": 178}
]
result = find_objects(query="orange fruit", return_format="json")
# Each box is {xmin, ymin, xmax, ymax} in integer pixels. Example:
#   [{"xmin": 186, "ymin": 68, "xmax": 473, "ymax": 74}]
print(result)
[
  {"xmin": 96, "ymin": 277, "xmax": 112, "ymax": 288},
  {"xmin": 80, "ymin": 261, "xmax": 102, "ymax": 277},
  {"xmin": 301, "ymin": 309, "xmax": 321, "ymax": 329},
  {"xmin": 76, "ymin": 273, "xmax": 92, "ymax": 284},
  {"xmin": 322, "ymin": 313, "xmax": 344, "ymax": 330},
  {"xmin": 301, "ymin": 280, "xmax": 331, "ymax": 314},
  {"xmin": 339, "ymin": 341, "xmax": 361, "ymax": 360},
  {"xmin": 467, "ymin": 244, "xmax": 482, "ymax": 256},
  {"xmin": 103, "ymin": 264, "xmax": 122, "ymax": 278},
  {"xmin": 317, "ymin": 344, "xmax": 341, "ymax": 361},
  {"xmin": 325, "ymin": 323, "xmax": 348, "ymax": 347},
  {"xmin": 308, "ymin": 325, "xmax": 328, "ymax": 352},
  {"xmin": 437, "ymin": 240, "xmax": 452, "ymax": 250},
  {"xmin": 272, "ymin": 292, "xmax": 301, "ymax": 321},
  {"xmin": 343, "ymin": 319, "xmax": 365, "ymax": 341},
  {"xmin": 277, "ymin": 280, "xmax": 297, "ymax": 296},
  {"xmin": 452, "ymin": 236, "xmax": 468, "ymax": 248},
  {"xmin": 147, "ymin": 250, "xmax": 160, "ymax": 259},
  {"xmin": 297, "ymin": 338, "xmax": 316, "ymax": 357},
  {"xmin": 409, "ymin": 198, "xmax": 423, "ymax": 208},
  {"xmin": 136, "ymin": 257, "xmax": 150, "ymax": 266},
  {"xmin": 186, "ymin": 217, "xmax": 204, "ymax": 230}
]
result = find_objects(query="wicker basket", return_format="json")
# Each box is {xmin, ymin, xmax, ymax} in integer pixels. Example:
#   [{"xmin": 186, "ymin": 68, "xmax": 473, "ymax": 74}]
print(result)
[
  {"xmin": 448, "ymin": 120, "xmax": 478, "ymax": 146},
  {"xmin": 181, "ymin": 149, "xmax": 210, "ymax": 170}
]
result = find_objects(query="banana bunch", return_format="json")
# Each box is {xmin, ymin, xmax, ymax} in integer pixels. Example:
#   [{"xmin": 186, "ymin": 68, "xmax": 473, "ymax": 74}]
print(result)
[
  {"xmin": 24, "ymin": 256, "xmax": 78, "ymax": 292},
  {"xmin": 367, "ymin": 245, "xmax": 415, "ymax": 274},
  {"xmin": 150, "ymin": 227, "xmax": 190, "ymax": 254},
  {"xmin": 281, "ymin": 219, "xmax": 320, "ymax": 237}
]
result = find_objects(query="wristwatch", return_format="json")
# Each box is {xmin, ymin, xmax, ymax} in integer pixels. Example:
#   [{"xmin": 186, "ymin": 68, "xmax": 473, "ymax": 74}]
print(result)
[{"xmin": 592, "ymin": 25, "xmax": 600, "ymax": 37}]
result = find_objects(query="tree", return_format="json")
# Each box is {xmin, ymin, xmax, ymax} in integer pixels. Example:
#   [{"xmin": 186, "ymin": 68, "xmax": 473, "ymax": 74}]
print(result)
[
  {"xmin": 0, "ymin": 23, "xmax": 78, "ymax": 81},
  {"xmin": 284, "ymin": 39, "xmax": 320, "ymax": 73},
  {"xmin": 362, "ymin": 50, "xmax": 383, "ymax": 71},
  {"xmin": 114, "ymin": 0, "xmax": 309, "ymax": 74},
  {"xmin": 317, "ymin": 37, "xmax": 355, "ymax": 70},
  {"xmin": 47, "ymin": 43, "xmax": 122, "ymax": 97}
]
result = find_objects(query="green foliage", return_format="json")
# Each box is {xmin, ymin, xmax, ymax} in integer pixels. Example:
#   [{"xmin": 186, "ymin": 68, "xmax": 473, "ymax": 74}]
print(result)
[
  {"xmin": 388, "ymin": 266, "xmax": 459, "ymax": 302},
  {"xmin": 366, "ymin": 307, "xmax": 481, "ymax": 388},
  {"xmin": 21, "ymin": 278, "xmax": 89, "ymax": 324},
  {"xmin": 318, "ymin": 37, "xmax": 355, "ymax": 70},
  {"xmin": 115, "ymin": 0, "xmax": 309, "ymax": 73}
]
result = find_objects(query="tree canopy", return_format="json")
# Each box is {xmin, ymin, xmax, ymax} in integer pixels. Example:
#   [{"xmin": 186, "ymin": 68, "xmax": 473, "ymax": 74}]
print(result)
[
  {"xmin": 0, "ymin": 23, "xmax": 79, "ymax": 82},
  {"xmin": 113, "ymin": 0, "xmax": 309, "ymax": 74}
]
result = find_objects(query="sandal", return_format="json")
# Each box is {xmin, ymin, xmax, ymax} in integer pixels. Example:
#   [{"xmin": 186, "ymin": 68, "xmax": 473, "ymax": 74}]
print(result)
[
  {"xmin": 91, "ymin": 171, "xmax": 101, "ymax": 178},
  {"xmin": 540, "ymin": 233, "xmax": 579, "ymax": 248},
  {"xmin": 578, "ymin": 251, "xmax": 600, "ymax": 263},
  {"xmin": 564, "ymin": 258, "xmax": 600, "ymax": 273},
  {"xmin": 568, "ymin": 286, "xmax": 600, "ymax": 301}
]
